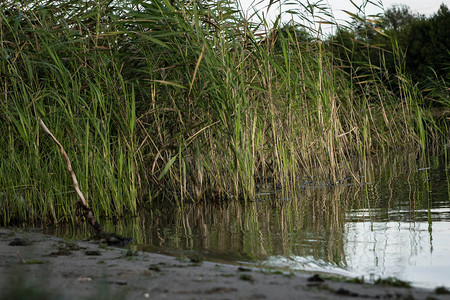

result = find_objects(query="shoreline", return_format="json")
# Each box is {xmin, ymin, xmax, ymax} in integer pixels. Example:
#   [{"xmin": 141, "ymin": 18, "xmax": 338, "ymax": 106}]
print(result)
[{"xmin": 1, "ymin": 227, "xmax": 449, "ymax": 300}]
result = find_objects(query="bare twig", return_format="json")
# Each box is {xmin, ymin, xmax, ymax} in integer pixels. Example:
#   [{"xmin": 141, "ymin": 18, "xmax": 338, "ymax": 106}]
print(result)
[
  {"xmin": 38, "ymin": 118, "xmax": 103, "ymax": 234},
  {"xmin": 16, "ymin": 251, "xmax": 26, "ymax": 264}
]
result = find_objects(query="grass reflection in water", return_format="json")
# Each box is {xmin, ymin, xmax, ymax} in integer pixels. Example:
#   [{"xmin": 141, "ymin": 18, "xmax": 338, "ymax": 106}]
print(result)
[{"xmin": 47, "ymin": 152, "xmax": 449, "ymax": 288}]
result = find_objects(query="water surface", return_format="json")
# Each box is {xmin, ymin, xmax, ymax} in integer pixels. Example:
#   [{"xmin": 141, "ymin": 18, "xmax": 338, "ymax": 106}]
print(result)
[
  {"xmin": 127, "ymin": 154, "xmax": 449, "ymax": 288},
  {"xmin": 53, "ymin": 153, "xmax": 450, "ymax": 288}
]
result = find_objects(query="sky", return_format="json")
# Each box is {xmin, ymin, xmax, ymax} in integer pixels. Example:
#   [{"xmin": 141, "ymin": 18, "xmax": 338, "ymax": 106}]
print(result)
[{"xmin": 237, "ymin": 0, "xmax": 450, "ymax": 33}]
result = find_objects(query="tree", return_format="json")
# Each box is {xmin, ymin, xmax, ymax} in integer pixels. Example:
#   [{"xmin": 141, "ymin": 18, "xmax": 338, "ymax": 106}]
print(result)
[
  {"xmin": 382, "ymin": 4, "xmax": 417, "ymax": 32},
  {"xmin": 402, "ymin": 4, "xmax": 450, "ymax": 83}
]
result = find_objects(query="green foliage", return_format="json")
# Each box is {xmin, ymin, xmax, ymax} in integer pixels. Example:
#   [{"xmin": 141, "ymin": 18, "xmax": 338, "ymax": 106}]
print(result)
[
  {"xmin": 402, "ymin": 5, "xmax": 450, "ymax": 84},
  {"xmin": 435, "ymin": 286, "xmax": 450, "ymax": 295},
  {"xmin": 382, "ymin": 4, "xmax": 416, "ymax": 32},
  {"xmin": 0, "ymin": 0, "xmax": 447, "ymax": 224},
  {"xmin": 374, "ymin": 276, "xmax": 411, "ymax": 288},
  {"xmin": 331, "ymin": 3, "xmax": 449, "ymax": 106}
]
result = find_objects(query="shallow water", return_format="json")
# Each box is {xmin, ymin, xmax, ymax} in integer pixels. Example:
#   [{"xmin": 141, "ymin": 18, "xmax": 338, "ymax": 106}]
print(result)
[
  {"xmin": 51, "ymin": 153, "xmax": 450, "ymax": 289},
  {"xmin": 125, "ymin": 153, "xmax": 450, "ymax": 288}
]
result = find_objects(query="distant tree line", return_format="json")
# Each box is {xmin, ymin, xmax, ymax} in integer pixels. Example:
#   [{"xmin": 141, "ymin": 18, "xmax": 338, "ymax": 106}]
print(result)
[{"xmin": 329, "ymin": 4, "xmax": 449, "ymax": 104}]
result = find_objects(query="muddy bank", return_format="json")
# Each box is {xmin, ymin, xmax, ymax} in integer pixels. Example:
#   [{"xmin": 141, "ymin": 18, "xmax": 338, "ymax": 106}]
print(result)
[{"xmin": 0, "ymin": 227, "xmax": 448, "ymax": 300}]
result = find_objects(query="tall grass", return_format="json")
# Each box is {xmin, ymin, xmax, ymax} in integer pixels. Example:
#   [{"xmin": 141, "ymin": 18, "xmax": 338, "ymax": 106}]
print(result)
[
  {"xmin": 0, "ymin": 0, "xmax": 446, "ymax": 224},
  {"xmin": 49, "ymin": 152, "xmax": 442, "ymax": 265}
]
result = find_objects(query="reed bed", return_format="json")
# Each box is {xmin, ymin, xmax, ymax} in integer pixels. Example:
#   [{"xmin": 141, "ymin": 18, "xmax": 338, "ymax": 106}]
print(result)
[
  {"xmin": 0, "ymin": 0, "xmax": 446, "ymax": 224},
  {"xmin": 49, "ymin": 152, "xmax": 443, "ymax": 266}
]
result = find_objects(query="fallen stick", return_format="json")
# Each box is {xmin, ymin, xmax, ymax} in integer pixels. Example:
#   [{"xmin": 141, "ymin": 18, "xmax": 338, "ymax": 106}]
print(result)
[
  {"xmin": 38, "ymin": 118, "xmax": 103, "ymax": 234},
  {"xmin": 38, "ymin": 118, "xmax": 133, "ymax": 245}
]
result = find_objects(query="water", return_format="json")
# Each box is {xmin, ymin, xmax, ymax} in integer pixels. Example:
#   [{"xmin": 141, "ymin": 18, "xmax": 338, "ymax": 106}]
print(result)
[
  {"xmin": 122, "ymin": 154, "xmax": 449, "ymax": 289},
  {"xmin": 57, "ymin": 153, "xmax": 450, "ymax": 289}
]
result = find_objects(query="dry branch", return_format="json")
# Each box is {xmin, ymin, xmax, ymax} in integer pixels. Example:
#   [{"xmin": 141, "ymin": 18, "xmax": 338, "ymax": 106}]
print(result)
[{"xmin": 38, "ymin": 118, "xmax": 103, "ymax": 234}]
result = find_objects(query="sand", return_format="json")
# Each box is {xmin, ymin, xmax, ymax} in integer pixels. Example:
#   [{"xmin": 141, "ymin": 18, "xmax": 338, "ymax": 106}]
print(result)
[{"xmin": 1, "ymin": 227, "xmax": 449, "ymax": 300}]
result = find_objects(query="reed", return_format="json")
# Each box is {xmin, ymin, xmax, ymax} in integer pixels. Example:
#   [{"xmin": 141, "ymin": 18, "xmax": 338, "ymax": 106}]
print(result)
[
  {"xmin": 0, "ymin": 0, "xmax": 447, "ymax": 224},
  {"xmin": 40, "ymin": 151, "xmax": 443, "ymax": 268}
]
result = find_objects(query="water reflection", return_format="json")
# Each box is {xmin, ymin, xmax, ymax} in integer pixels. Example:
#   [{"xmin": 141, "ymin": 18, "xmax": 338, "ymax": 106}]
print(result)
[
  {"xmin": 132, "ymin": 153, "xmax": 449, "ymax": 288},
  {"xmin": 344, "ymin": 220, "xmax": 450, "ymax": 287},
  {"xmin": 136, "ymin": 191, "xmax": 351, "ymax": 264},
  {"xmin": 50, "ymin": 153, "xmax": 450, "ymax": 288}
]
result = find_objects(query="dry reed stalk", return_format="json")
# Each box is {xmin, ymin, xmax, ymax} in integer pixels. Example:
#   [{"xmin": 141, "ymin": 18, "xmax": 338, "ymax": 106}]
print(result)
[{"xmin": 38, "ymin": 118, "xmax": 104, "ymax": 235}]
